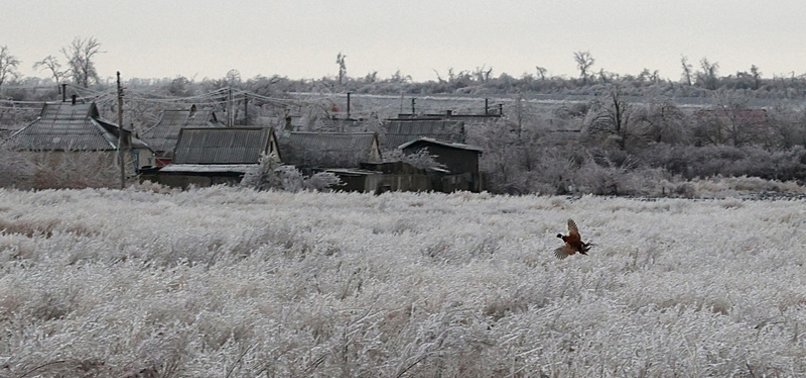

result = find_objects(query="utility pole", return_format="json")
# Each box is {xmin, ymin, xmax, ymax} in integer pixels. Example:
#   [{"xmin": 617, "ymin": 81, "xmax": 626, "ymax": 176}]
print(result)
[
  {"xmin": 116, "ymin": 71, "xmax": 126, "ymax": 189},
  {"xmin": 243, "ymin": 95, "xmax": 248, "ymax": 126},
  {"xmin": 516, "ymin": 94, "xmax": 523, "ymax": 139},
  {"xmin": 227, "ymin": 87, "xmax": 233, "ymax": 127}
]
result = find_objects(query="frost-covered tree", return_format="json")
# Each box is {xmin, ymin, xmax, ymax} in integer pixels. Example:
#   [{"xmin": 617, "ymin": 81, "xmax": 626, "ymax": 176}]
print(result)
[
  {"xmin": 680, "ymin": 55, "xmax": 693, "ymax": 86},
  {"xmin": 336, "ymin": 52, "xmax": 347, "ymax": 85},
  {"xmin": 634, "ymin": 100, "xmax": 687, "ymax": 144},
  {"xmin": 61, "ymin": 36, "xmax": 103, "ymax": 88},
  {"xmin": 535, "ymin": 66, "xmax": 547, "ymax": 80},
  {"xmin": 33, "ymin": 55, "xmax": 66, "ymax": 90},
  {"xmin": 749, "ymin": 64, "xmax": 762, "ymax": 90},
  {"xmin": 0, "ymin": 45, "xmax": 20, "ymax": 93},
  {"xmin": 586, "ymin": 87, "xmax": 645, "ymax": 150},
  {"xmin": 697, "ymin": 57, "xmax": 719, "ymax": 90},
  {"xmin": 574, "ymin": 51, "xmax": 595, "ymax": 84}
]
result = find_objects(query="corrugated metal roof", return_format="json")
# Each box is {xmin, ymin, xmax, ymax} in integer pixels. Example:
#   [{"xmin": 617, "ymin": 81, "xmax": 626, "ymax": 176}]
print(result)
[
  {"xmin": 278, "ymin": 131, "xmax": 381, "ymax": 169},
  {"xmin": 159, "ymin": 164, "xmax": 255, "ymax": 173},
  {"xmin": 140, "ymin": 108, "xmax": 223, "ymax": 156},
  {"xmin": 381, "ymin": 119, "xmax": 465, "ymax": 149},
  {"xmin": 7, "ymin": 102, "xmax": 126, "ymax": 151},
  {"xmin": 173, "ymin": 127, "xmax": 272, "ymax": 164}
]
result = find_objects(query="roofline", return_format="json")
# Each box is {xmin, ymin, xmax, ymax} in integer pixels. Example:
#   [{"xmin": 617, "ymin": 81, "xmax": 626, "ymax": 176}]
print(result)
[
  {"xmin": 288, "ymin": 131, "xmax": 378, "ymax": 136},
  {"xmin": 397, "ymin": 137, "xmax": 483, "ymax": 152},
  {"xmin": 89, "ymin": 118, "xmax": 121, "ymax": 149}
]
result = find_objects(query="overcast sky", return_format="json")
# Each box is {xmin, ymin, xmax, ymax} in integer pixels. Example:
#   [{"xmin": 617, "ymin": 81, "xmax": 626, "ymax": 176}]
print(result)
[{"xmin": 2, "ymin": 0, "xmax": 805, "ymax": 82}]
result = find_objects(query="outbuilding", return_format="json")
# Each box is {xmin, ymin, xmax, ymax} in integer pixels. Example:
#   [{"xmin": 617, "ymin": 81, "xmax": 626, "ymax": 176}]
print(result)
[{"xmin": 399, "ymin": 137, "xmax": 484, "ymax": 192}]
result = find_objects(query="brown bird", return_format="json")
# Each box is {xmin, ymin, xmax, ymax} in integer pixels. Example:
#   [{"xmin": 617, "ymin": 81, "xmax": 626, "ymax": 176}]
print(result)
[{"xmin": 554, "ymin": 219, "xmax": 592, "ymax": 259}]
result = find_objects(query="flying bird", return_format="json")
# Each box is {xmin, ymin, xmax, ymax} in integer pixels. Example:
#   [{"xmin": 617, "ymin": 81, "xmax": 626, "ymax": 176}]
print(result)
[{"xmin": 554, "ymin": 219, "xmax": 592, "ymax": 259}]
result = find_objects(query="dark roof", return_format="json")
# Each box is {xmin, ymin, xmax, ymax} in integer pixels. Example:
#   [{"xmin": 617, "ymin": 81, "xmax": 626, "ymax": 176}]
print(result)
[
  {"xmin": 381, "ymin": 119, "xmax": 465, "ymax": 149},
  {"xmin": 6, "ymin": 102, "xmax": 147, "ymax": 151},
  {"xmin": 140, "ymin": 108, "xmax": 223, "ymax": 156},
  {"xmin": 399, "ymin": 137, "xmax": 484, "ymax": 153},
  {"xmin": 278, "ymin": 131, "xmax": 382, "ymax": 169},
  {"xmin": 173, "ymin": 127, "xmax": 275, "ymax": 164}
]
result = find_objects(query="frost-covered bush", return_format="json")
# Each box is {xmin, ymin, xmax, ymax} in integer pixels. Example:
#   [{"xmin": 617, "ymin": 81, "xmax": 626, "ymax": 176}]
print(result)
[
  {"xmin": 304, "ymin": 170, "xmax": 343, "ymax": 191},
  {"xmin": 240, "ymin": 153, "xmax": 341, "ymax": 192},
  {"xmin": 239, "ymin": 153, "xmax": 284, "ymax": 190},
  {"xmin": 637, "ymin": 143, "xmax": 806, "ymax": 182}
]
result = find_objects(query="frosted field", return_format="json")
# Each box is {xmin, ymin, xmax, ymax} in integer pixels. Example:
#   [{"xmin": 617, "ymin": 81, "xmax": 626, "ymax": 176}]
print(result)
[{"xmin": 1, "ymin": 187, "xmax": 805, "ymax": 377}]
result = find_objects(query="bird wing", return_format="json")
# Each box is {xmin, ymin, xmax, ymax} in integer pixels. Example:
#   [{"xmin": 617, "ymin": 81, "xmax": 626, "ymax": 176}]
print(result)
[
  {"xmin": 554, "ymin": 244, "xmax": 575, "ymax": 259},
  {"xmin": 567, "ymin": 219, "xmax": 581, "ymax": 239}
]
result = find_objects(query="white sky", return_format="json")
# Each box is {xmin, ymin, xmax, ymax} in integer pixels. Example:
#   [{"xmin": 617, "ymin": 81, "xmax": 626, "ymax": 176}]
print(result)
[{"xmin": 2, "ymin": 0, "xmax": 805, "ymax": 82}]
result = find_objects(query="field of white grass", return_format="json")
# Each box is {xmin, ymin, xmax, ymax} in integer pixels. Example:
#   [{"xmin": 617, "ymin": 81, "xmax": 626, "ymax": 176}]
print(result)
[{"xmin": 1, "ymin": 187, "xmax": 805, "ymax": 377}]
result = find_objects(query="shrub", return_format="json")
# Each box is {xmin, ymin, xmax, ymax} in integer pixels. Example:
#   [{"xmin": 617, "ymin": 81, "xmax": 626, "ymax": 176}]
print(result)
[{"xmin": 241, "ymin": 154, "xmax": 342, "ymax": 192}]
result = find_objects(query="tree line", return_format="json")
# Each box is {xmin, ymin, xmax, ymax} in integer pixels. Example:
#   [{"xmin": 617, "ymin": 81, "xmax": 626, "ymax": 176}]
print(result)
[{"xmin": 3, "ymin": 41, "xmax": 806, "ymax": 100}]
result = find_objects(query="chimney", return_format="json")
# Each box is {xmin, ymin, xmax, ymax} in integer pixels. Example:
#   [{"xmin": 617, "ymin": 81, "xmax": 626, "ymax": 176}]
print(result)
[{"xmin": 71, "ymin": 95, "xmax": 77, "ymax": 105}]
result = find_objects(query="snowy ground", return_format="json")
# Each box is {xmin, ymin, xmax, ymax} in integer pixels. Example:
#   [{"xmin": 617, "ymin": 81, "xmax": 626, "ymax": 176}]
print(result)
[{"xmin": 0, "ymin": 187, "xmax": 805, "ymax": 377}]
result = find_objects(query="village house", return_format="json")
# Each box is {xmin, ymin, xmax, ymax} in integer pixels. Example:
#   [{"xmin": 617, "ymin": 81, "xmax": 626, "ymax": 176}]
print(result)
[
  {"xmin": 381, "ymin": 117, "xmax": 466, "ymax": 151},
  {"xmin": 277, "ymin": 131, "xmax": 384, "ymax": 191},
  {"xmin": 139, "ymin": 105, "xmax": 224, "ymax": 166},
  {"xmin": 4, "ymin": 99, "xmax": 154, "ymax": 187},
  {"xmin": 278, "ymin": 131, "xmax": 382, "ymax": 169},
  {"xmin": 147, "ymin": 127, "xmax": 280, "ymax": 188},
  {"xmin": 399, "ymin": 137, "xmax": 484, "ymax": 192}
]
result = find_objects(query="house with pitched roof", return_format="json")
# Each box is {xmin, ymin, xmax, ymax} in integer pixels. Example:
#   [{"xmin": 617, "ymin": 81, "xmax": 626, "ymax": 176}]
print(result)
[
  {"xmin": 4, "ymin": 100, "xmax": 154, "ymax": 187},
  {"xmin": 148, "ymin": 127, "xmax": 280, "ymax": 188},
  {"xmin": 381, "ymin": 118, "xmax": 465, "ymax": 150},
  {"xmin": 276, "ymin": 131, "xmax": 384, "ymax": 192},
  {"xmin": 277, "ymin": 131, "xmax": 382, "ymax": 170},
  {"xmin": 139, "ymin": 105, "xmax": 224, "ymax": 166},
  {"xmin": 399, "ymin": 137, "xmax": 484, "ymax": 192}
]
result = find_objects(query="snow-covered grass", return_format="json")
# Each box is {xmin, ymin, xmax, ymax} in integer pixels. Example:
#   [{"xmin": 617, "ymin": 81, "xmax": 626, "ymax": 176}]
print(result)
[{"xmin": 1, "ymin": 187, "xmax": 805, "ymax": 377}]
